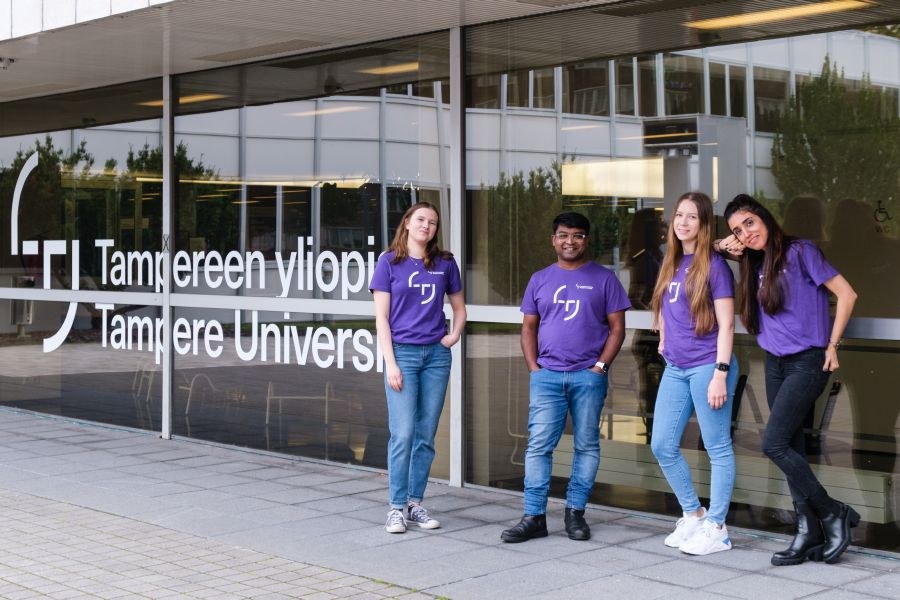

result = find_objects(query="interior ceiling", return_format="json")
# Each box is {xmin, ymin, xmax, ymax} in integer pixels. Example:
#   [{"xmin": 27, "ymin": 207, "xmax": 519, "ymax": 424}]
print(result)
[
  {"xmin": 0, "ymin": 0, "xmax": 898, "ymax": 104},
  {"xmin": 0, "ymin": 0, "xmax": 617, "ymax": 102}
]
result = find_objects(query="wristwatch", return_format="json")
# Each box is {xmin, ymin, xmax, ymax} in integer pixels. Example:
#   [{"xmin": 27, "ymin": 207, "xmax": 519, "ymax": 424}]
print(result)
[
  {"xmin": 594, "ymin": 361, "xmax": 608, "ymax": 373},
  {"xmin": 715, "ymin": 362, "xmax": 730, "ymax": 372}
]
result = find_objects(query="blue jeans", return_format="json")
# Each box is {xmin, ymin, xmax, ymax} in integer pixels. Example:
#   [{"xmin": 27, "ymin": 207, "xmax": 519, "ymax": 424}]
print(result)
[
  {"xmin": 385, "ymin": 342, "xmax": 451, "ymax": 509},
  {"xmin": 523, "ymin": 368, "xmax": 608, "ymax": 515},
  {"xmin": 651, "ymin": 356, "xmax": 738, "ymax": 525},
  {"xmin": 763, "ymin": 348, "xmax": 832, "ymax": 505}
]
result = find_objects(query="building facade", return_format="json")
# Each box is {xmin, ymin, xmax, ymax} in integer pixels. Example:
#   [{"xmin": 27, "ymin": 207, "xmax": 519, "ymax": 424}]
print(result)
[{"xmin": 1, "ymin": 0, "xmax": 898, "ymax": 550}]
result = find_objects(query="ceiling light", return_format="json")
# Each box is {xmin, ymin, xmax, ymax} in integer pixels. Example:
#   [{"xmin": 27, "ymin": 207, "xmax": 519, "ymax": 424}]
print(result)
[
  {"xmin": 287, "ymin": 106, "xmax": 367, "ymax": 117},
  {"xmin": 562, "ymin": 158, "xmax": 664, "ymax": 198},
  {"xmin": 561, "ymin": 125, "xmax": 602, "ymax": 131},
  {"xmin": 358, "ymin": 61, "xmax": 420, "ymax": 76},
  {"xmin": 685, "ymin": 0, "xmax": 872, "ymax": 30},
  {"xmin": 138, "ymin": 93, "xmax": 227, "ymax": 107}
]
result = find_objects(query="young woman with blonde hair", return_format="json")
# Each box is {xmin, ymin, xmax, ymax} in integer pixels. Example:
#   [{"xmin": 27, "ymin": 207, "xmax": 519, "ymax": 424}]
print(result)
[{"xmin": 651, "ymin": 191, "xmax": 738, "ymax": 555}]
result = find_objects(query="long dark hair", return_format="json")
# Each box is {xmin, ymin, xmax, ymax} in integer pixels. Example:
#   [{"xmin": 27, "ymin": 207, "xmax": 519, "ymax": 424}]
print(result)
[
  {"xmin": 388, "ymin": 201, "xmax": 452, "ymax": 268},
  {"xmin": 651, "ymin": 192, "xmax": 717, "ymax": 336},
  {"xmin": 723, "ymin": 194, "xmax": 795, "ymax": 335}
]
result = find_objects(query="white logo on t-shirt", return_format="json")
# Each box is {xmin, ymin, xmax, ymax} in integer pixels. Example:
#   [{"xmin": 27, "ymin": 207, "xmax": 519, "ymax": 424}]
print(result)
[
  {"xmin": 408, "ymin": 271, "xmax": 436, "ymax": 304},
  {"xmin": 668, "ymin": 281, "xmax": 681, "ymax": 303},
  {"xmin": 553, "ymin": 285, "xmax": 580, "ymax": 320}
]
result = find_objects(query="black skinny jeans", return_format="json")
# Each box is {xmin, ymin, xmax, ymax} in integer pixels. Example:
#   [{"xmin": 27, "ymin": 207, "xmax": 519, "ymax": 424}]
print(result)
[{"xmin": 762, "ymin": 347, "xmax": 832, "ymax": 506}]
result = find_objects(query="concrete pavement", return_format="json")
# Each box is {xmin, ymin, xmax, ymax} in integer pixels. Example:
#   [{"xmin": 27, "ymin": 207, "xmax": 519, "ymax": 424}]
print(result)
[{"xmin": 0, "ymin": 407, "xmax": 897, "ymax": 599}]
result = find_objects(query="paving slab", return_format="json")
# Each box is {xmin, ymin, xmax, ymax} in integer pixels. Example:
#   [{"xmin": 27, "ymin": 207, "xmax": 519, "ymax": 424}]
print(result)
[{"xmin": 0, "ymin": 407, "xmax": 896, "ymax": 599}]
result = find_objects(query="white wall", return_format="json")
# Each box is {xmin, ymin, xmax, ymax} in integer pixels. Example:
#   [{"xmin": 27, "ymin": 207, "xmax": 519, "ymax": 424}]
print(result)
[{"xmin": 2, "ymin": 0, "xmax": 171, "ymax": 40}]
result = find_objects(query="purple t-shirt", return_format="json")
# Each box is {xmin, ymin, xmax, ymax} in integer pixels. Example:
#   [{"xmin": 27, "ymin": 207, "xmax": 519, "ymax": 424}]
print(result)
[
  {"xmin": 661, "ymin": 253, "xmax": 735, "ymax": 368},
  {"xmin": 369, "ymin": 251, "xmax": 462, "ymax": 345},
  {"xmin": 757, "ymin": 240, "xmax": 838, "ymax": 357},
  {"xmin": 521, "ymin": 262, "xmax": 631, "ymax": 371}
]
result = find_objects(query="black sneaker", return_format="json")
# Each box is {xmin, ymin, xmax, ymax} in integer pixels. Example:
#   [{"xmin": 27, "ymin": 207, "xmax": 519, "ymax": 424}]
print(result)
[{"xmin": 501, "ymin": 514, "xmax": 548, "ymax": 543}]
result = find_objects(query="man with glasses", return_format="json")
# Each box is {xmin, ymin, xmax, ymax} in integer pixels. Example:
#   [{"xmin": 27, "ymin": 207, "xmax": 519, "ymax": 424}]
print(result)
[{"xmin": 501, "ymin": 212, "xmax": 630, "ymax": 543}]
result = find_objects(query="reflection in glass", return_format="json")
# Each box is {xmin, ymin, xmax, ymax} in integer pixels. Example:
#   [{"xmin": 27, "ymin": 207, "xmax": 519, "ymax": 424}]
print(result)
[
  {"xmin": 638, "ymin": 55, "xmax": 658, "ymax": 117},
  {"xmin": 563, "ymin": 61, "xmax": 608, "ymax": 116},
  {"xmin": 464, "ymin": 14, "xmax": 899, "ymax": 550},
  {"xmin": 470, "ymin": 73, "xmax": 501, "ymax": 109},
  {"xmin": 663, "ymin": 54, "xmax": 704, "ymax": 115},
  {"xmin": 754, "ymin": 66, "xmax": 790, "ymax": 133},
  {"xmin": 507, "ymin": 70, "xmax": 529, "ymax": 108},
  {"xmin": 0, "ymin": 134, "xmax": 163, "ymax": 289},
  {"xmin": 730, "ymin": 65, "xmax": 747, "ymax": 118},
  {"xmin": 0, "ymin": 301, "xmax": 161, "ymax": 430},
  {"xmin": 615, "ymin": 58, "xmax": 635, "ymax": 115},
  {"xmin": 533, "ymin": 68, "xmax": 556, "ymax": 110},
  {"xmin": 321, "ymin": 183, "xmax": 382, "ymax": 254},
  {"xmin": 710, "ymin": 62, "xmax": 727, "ymax": 116},
  {"xmin": 172, "ymin": 312, "xmax": 385, "ymax": 463}
]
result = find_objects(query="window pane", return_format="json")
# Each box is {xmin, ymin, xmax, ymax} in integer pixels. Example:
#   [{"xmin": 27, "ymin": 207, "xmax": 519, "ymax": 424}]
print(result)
[
  {"xmin": 615, "ymin": 58, "xmax": 634, "ymax": 115},
  {"xmin": 321, "ymin": 183, "xmax": 381, "ymax": 254},
  {"xmin": 506, "ymin": 70, "xmax": 529, "ymax": 108},
  {"xmin": 469, "ymin": 73, "xmax": 501, "ymax": 109},
  {"xmin": 710, "ymin": 62, "xmax": 727, "ymax": 116},
  {"xmin": 281, "ymin": 187, "xmax": 311, "ymax": 253},
  {"xmin": 563, "ymin": 61, "xmax": 608, "ymax": 116},
  {"xmin": 754, "ymin": 66, "xmax": 790, "ymax": 133},
  {"xmin": 638, "ymin": 55, "xmax": 658, "ymax": 117},
  {"xmin": 730, "ymin": 65, "xmax": 746, "ymax": 118},
  {"xmin": 663, "ymin": 54, "xmax": 704, "ymax": 115},
  {"xmin": 533, "ymin": 68, "xmax": 555, "ymax": 109}
]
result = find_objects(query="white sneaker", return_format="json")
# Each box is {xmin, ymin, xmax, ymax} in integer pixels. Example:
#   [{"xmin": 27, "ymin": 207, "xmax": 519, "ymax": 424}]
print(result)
[
  {"xmin": 664, "ymin": 507, "xmax": 706, "ymax": 548},
  {"xmin": 680, "ymin": 519, "xmax": 732, "ymax": 555},
  {"xmin": 385, "ymin": 509, "xmax": 407, "ymax": 533},
  {"xmin": 407, "ymin": 503, "xmax": 441, "ymax": 529}
]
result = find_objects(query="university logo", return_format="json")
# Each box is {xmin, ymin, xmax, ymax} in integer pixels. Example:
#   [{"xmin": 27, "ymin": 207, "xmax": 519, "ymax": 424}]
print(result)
[
  {"xmin": 408, "ymin": 271, "xmax": 436, "ymax": 304},
  {"xmin": 668, "ymin": 282, "xmax": 681, "ymax": 303},
  {"xmin": 11, "ymin": 153, "xmax": 77, "ymax": 353},
  {"xmin": 552, "ymin": 284, "xmax": 580, "ymax": 320}
]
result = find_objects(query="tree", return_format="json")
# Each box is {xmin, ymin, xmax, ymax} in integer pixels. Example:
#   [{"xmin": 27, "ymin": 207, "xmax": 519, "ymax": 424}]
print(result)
[
  {"xmin": 0, "ymin": 135, "xmax": 94, "ymax": 272},
  {"xmin": 771, "ymin": 57, "xmax": 900, "ymax": 227},
  {"xmin": 124, "ymin": 142, "xmax": 234, "ymax": 253},
  {"xmin": 479, "ymin": 158, "xmax": 629, "ymax": 304}
]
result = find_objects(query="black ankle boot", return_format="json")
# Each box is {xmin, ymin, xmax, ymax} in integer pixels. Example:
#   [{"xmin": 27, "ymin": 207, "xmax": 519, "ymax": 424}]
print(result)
[
  {"xmin": 501, "ymin": 514, "xmax": 548, "ymax": 543},
  {"xmin": 564, "ymin": 507, "xmax": 591, "ymax": 541},
  {"xmin": 819, "ymin": 502, "xmax": 861, "ymax": 564},
  {"xmin": 771, "ymin": 502, "xmax": 825, "ymax": 566}
]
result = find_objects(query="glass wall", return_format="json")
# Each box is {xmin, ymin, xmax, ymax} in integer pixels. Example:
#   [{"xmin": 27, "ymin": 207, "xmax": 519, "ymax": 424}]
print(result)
[
  {"xmin": 0, "ymin": 80, "xmax": 164, "ymax": 429},
  {"xmin": 166, "ymin": 32, "xmax": 452, "ymax": 473},
  {"xmin": 465, "ymin": 4, "xmax": 899, "ymax": 550}
]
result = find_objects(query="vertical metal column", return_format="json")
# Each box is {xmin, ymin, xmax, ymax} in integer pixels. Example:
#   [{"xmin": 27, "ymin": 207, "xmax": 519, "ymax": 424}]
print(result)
[
  {"xmin": 160, "ymin": 73, "xmax": 174, "ymax": 440},
  {"xmin": 448, "ymin": 26, "xmax": 465, "ymax": 488}
]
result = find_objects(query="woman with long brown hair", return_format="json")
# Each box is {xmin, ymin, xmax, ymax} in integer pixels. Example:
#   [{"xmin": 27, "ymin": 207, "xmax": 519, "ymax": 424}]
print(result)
[
  {"xmin": 650, "ymin": 192, "xmax": 738, "ymax": 556},
  {"xmin": 370, "ymin": 202, "xmax": 466, "ymax": 534},
  {"xmin": 724, "ymin": 194, "xmax": 858, "ymax": 565}
]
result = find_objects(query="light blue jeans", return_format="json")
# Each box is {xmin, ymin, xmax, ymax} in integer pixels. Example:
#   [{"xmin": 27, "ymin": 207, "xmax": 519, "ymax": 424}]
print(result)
[
  {"xmin": 524, "ymin": 368, "xmax": 608, "ymax": 515},
  {"xmin": 651, "ymin": 356, "xmax": 738, "ymax": 525},
  {"xmin": 385, "ymin": 342, "xmax": 451, "ymax": 509}
]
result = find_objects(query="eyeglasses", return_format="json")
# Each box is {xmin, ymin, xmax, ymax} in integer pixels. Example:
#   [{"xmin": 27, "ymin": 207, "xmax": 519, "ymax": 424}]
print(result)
[{"xmin": 553, "ymin": 233, "xmax": 587, "ymax": 242}]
